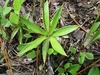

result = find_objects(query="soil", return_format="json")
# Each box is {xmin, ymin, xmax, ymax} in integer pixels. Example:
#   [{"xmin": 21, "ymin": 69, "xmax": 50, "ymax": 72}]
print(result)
[{"xmin": 0, "ymin": 0, "xmax": 100, "ymax": 75}]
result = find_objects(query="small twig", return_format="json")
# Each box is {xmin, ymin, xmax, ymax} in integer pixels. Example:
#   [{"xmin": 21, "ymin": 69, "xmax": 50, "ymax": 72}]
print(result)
[
  {"xmin": 65, "ymin": 4, "xmax": 88, "ymax": 33},
  {"xmin": 77, "ymin": 59, "xmax": 100, "ymax": 75}
]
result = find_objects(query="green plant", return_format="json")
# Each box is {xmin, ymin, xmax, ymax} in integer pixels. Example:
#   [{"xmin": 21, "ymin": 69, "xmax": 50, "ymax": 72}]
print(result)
[
  {"xmin": 0, "ymin": 0, "xmax": 12, "ymax": 39},
  {"xmin": 78, "ymin": 52, "xmax": 94, "ymax": 64},
  {"xmin": 17, "ymin": 1, "xmax": 78, "ymax": 63},
  {"xmin": 83, "ymin": 11, "xmax": 100, "ymax": 75},
  {"xmin": 54, "ymin": 46, "xmax": 94, "ymax": 75},
  {"xmin": 55, "ymin": 63, "xmax": 80, "ymax": 75},
  {"xmin": 9, "ymin": 0, "xmax": 27, "ymax": 44},
  {"xmin": 84, "ymin": 11, "xmax": 100, "ymax": 46}
]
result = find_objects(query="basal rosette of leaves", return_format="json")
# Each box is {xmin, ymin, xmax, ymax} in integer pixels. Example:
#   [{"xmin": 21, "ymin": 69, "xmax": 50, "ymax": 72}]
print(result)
[{"xmin": 17, "ymin": 1, "xmax": 78, "ymax": 63}]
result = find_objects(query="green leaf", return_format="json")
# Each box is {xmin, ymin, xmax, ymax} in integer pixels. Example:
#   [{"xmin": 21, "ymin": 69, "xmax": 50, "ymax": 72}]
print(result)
[
  {"xmin": 17, "ymin": 36, "xmax": 46, "ymax": 56},
  {"xmin": 90, "ymin": 29, "xmax": 100, "ymax": 44},
  {"xmin": 39, "ymin": 64, "xmax": 43, "ymax": 70},
  {"xmin": 10, "ymin": 12, "xmax": 19, "ymax": 24},
  {"xmin": 26, "ymin": 50, "xmax": 36, "ymax": 58},
  {"xmin": 50, "ymin": 6, "xmax": 62, "ymax": 34},
  {"xmin": 48, "ymin": 48, "xmax": 54, "ymax": 55},
  {"xmin": 49, "ymin": 37, "xmax": 67, "ymax": 56},
  {"xmin": 84, "ymin": 22, "xmax": 100, "ymax": 43},
  {"xmin": 53, "ymin": 50, "xmax": 58, "ymax": 55},
  {"xmin": 4, "ymin": 20, "xmax": 12, "ymax": 27},
  {"xmin": 52, "ymin": 25, "xmax": 78, "ymax": 37},
  {"xmin": 58, "ymin": 67, "xmax": 65, "ymax": 73},
  {"xmin": 0, "ymin": 30, "xmax": 8, "ymax": 39},
  {"xmin": 88, "ymin": 66, "xmax": 100, "ymax": 75},
  {"xmin": 64, "ymin": 63, "xmax": 71, "ymax": 69},
  {"xmin": 78, "ymin": 56, "xmax": 85, "ymax": 64},
  {"xmin": 3, "ymin": 7, "xmax": 12, "ymax": 16},
  {"xmin": 69, "ymin": 46, "xmax": 76, "ymax": 54},
  {"xmin": 13, "ymin": 0, "xmax": 21, "ymax": 14},
  {"xmin": 68, "ymin": 64, "xmax": 80, "ymax": 75},
  {"xmin": 61, "ymin": 73, "xmax": 66, "ymax": 75},
  {"xmin": 24, "ymin": 34, "xmax": 32, "ymax": 38},
  {"xmin": 42, "ymin": 39, "xmax": 49, "ymax": 63},
  {"xmin": 20, "ymin": 17, "xmax": 46, "ymax": 35},
  {"xmin": 18, "ymin": 28, "xmax": 23, "ymax": 44},
  {"xmin": 11, "ymin": 27, "xmax": 19, "ymax": 40},
  {"xmin": 13, "ymin": 0, "xmax": 24, "ymax": 14},
  {"xmin": 80, "ymin": 52, "xmax": 86, "ymax": 57},
  {"xmin": 43, "ymin": 1, "xmax": 49, "ymax": 31},
  {"xmin": 85, "ymin": 52, "xmax": 94, "ymax": 60}
]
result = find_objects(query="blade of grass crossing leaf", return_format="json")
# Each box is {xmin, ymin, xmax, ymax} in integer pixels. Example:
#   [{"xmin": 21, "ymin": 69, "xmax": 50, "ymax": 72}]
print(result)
[
  {"xmin": 50, "ymin": 37, "xmax": 67, "ymax": 56},
  {"xmin": 90, "ymin": 29, "xmax": 100, "ymax": 44},
  {"xmin": 17, "ymin": 36, "xmax": 46, "ymax": 56},
  {"xmin": 42, "ymin": 39, "xmax": 49, "ymax": 63},
  {"xmin": 20, "ymin": 17, "xmax": 46, "ymax": 35},
  {"xmin": 4, "ymin": 0, "xmax": 9, "ymax": 8},
  {"xmin": 84, "ymin": 22, "xmax": 100, "ymax": 42},
  {"xmin": 52, "ymin": 25, "xmax": 78, "ymax": 37},
  {"xmin": 50, "ymin": 6, "xmax": 62, "ymax": 35},
  {"xmin": 43, "ymin": 1, "xmax": 49, "ymax": 31}
]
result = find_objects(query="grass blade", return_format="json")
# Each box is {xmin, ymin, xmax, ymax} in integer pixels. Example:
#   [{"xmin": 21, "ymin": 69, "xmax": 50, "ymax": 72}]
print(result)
[
  {"xmin": 84, "ymin": 22, "xmax": 100, "ymax": 42},
  {"xmin": 90, "ymin": 29, "xmax": 100, "ymax": 44}
]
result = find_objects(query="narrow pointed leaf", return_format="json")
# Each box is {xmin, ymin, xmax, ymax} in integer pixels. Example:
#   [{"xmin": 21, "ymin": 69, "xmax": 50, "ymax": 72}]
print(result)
[
  {"xmin": 20, "ymin": 17, "xmax": 46, "ymax": 35},
  {"xmin": 17, "ymin": 36, "xmax": 46, "ymax": 56},
  {"xmin": 52, "ymin": 25, "xmax": 78, "ymax": 37},
  {"xmin": 11, "ymin": 27, "xmax": 19, "ymax": 40},
  {"xmin": 43, "ymin": 1, "xmax": 49, "ymax": 31},
  {"xmin": 84, "ymin": 22, "xmax": 100, "ymax": 42},
  {"xmin": 50, "ymin": 37, "xmax": 67, "ymax": 56},
  {"xmin": 42, "ymin": 39, "xmax": 49, "ymax": 63},
  {"xmin": 50, "ymin": 6, "xmax": 62, "ymax": 34},
  {"xmin": 90, "ymin": 29, "xmax": 100, "ymax": 44}
]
